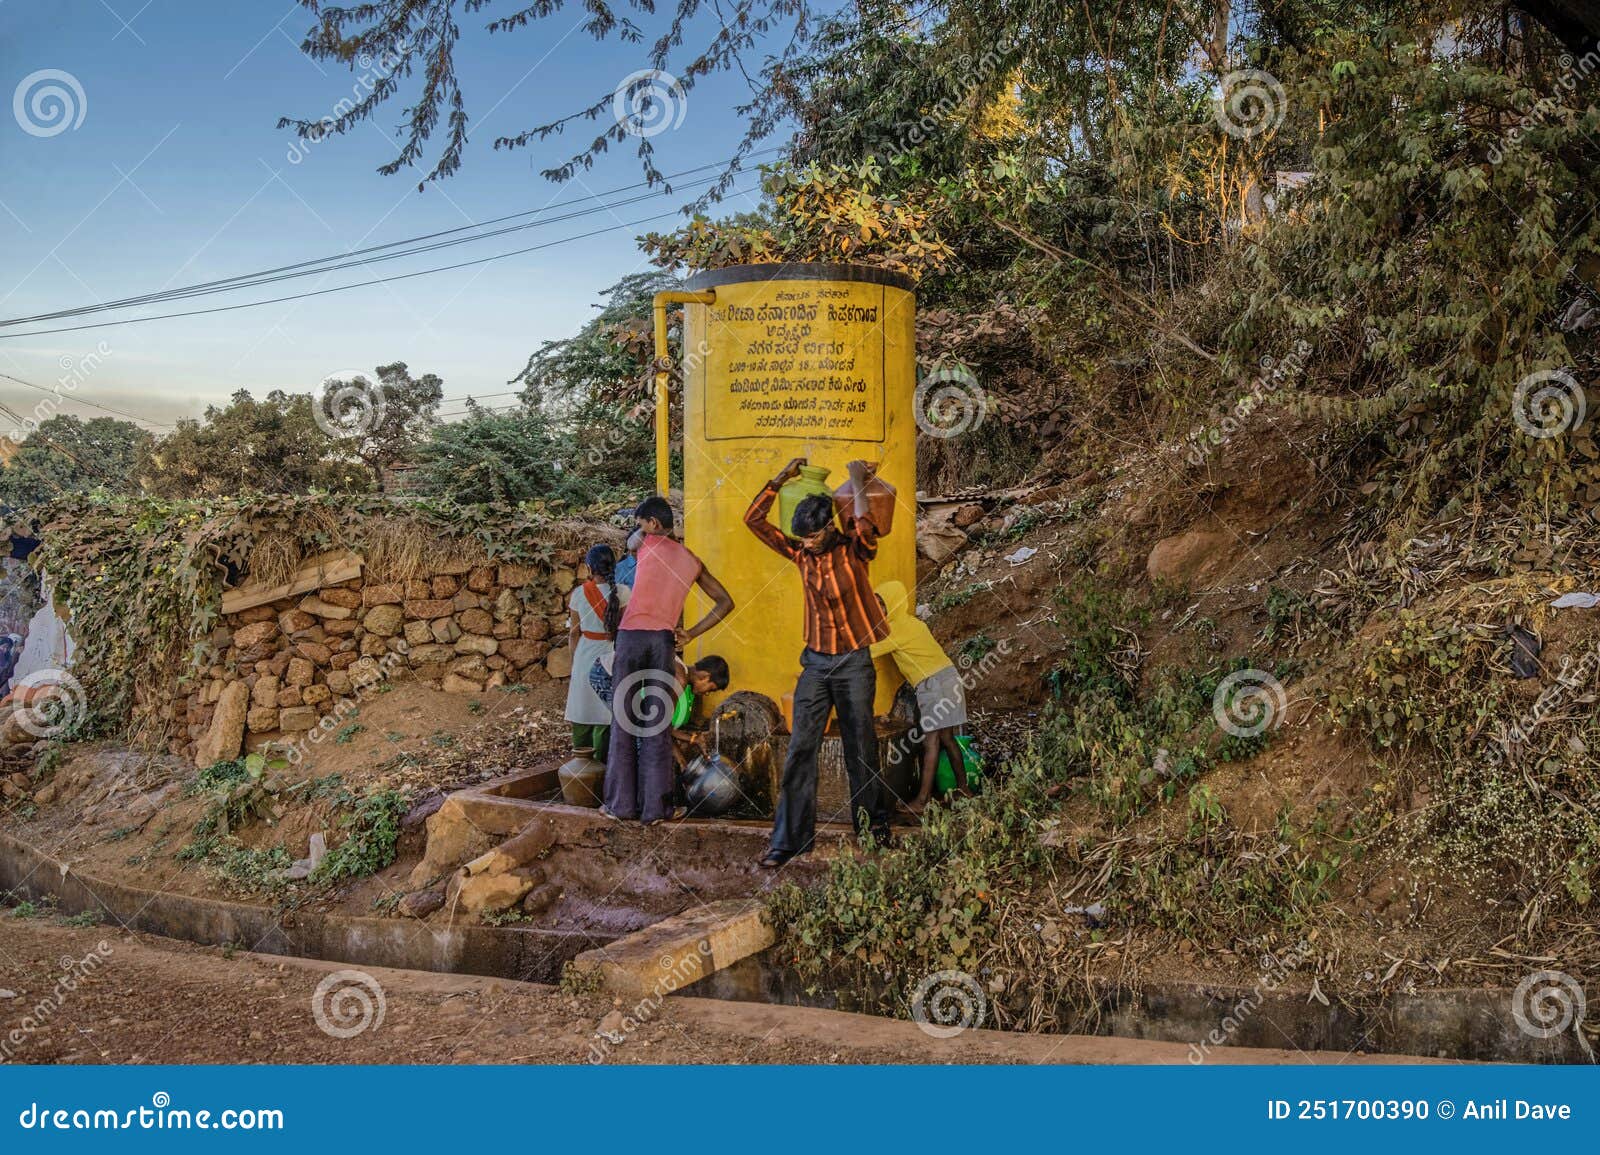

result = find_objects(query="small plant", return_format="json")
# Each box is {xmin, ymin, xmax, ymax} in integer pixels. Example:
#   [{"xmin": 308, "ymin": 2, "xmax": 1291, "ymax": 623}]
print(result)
[
  {"xmin": 1186, "ymin": 783, "xmax": 1226, "ymax": 838},
  {"xmin": 957, "ymin": 633, "xmax": 997, "ymax": 664},
  {"xmin": 312, "ymin": 788, "xmax": 410, "ymax": 884},
  {"xmin": 932, "ymin": 581, "xmax": 990, "ymax": 613},
  {"xmin": 559, "ymin": 961, "xmax": 604, "ymax": 996},
  {"xmin": 208, "ymin": 842, "xmax": 293, "ymax": 891},
  {"xmin": 284, "ymin": 772, "xmax": 345, "ymax": 801},
  {"xmin": 1263, "ymin": 585, "xmax": 1315, "ymax": 645},
  {"xmin": 502, "ymin": 683, "xmax": 529, "ymax": 695},
  {"xmin": 179, "ymin": 752, "xmax": 287, "ymax": 860},
  {"xmin": 59, "ymin": 910, "xmax": 102, "ymax": 928},
  {"xmin": 987, "ymin": 507, "xmax": 1041, "ymax": 543},
  {"xmin": 1150, "ymin": 577, "xmax": 1191, "ymax": 614},
  {"xmin": 34, "ymin": 740, "xmax": 64, "ymax": 776},
  {"xmin": 333, "ymin": 721, "xmax": 365, "ymax": 745},
  {"xmin": 482, "ymin": 907, "xmax": 535, "ymax": 926},
  {"xmin": 467, "ymin": 700, "xmax": 484, "ymax": 715},
  {"xmin": 186, "ymin": 757, "xmax": 251, "ymax": 797}
]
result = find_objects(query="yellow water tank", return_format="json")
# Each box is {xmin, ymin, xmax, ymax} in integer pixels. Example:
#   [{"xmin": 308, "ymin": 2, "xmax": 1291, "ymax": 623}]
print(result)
[{"xmin": 671, "ymin": 263, "xmax": 918, "ymax": 715}]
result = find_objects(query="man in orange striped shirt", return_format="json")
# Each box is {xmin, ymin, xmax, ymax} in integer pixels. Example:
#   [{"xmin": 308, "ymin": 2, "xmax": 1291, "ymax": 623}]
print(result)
[{"xmin": 745, "ymin": 457, "xmax": 892, "ymax": 866}]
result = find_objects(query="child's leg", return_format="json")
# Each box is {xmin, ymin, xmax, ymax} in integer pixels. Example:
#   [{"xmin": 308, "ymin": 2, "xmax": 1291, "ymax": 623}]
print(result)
[
  {"xmin": 938, "ymin": 728, "xmax": 968, "ymax": 790},
  {"xmin": 904, "ymin": 728, "xmax": 939, "ymax": 811}
]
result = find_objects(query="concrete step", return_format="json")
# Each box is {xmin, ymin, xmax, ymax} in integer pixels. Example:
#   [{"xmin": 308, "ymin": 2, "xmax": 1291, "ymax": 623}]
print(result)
[{"xmin": 569, "ymin": 897, "xmax": 774, "ymax": 997}]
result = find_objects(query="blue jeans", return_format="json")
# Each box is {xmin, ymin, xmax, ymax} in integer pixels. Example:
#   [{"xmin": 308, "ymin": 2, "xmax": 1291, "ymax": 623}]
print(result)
[{"xmin": 771, "ymin": 646, "xmax": 889, "ymax": 856}]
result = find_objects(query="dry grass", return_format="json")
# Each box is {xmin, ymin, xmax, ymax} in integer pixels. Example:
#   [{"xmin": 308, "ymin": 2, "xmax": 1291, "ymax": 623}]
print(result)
[
  {"xmin": 363, "ymin": 519, "xmax": 432, "ymax": 583},
  {"xmin": 246, "ymin": 532, "xmax": 302, "ymax": 590}
]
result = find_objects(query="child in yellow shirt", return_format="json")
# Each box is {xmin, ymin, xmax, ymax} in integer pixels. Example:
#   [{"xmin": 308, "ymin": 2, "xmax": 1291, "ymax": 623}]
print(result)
[{"xmin": 871, "ymin": 580, "xmax": 969, "ymax": 813}]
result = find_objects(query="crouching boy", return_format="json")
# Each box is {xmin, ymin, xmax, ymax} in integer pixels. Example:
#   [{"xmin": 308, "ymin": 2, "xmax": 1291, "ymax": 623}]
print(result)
[{"xmin": 871, "ymin": 580, "xmax": 969, "ymax": 814}]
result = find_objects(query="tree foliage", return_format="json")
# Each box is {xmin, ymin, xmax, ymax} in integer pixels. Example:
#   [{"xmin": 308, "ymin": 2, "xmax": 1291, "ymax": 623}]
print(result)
[
  {"xmin": 0, "ymin": 416, "xmax": 152, "ymax": 511},
  {"xmin": 140, "ymin": 390, "xmax": 370, "ymax": 498},
  {"xmin": 323, "ymin": 361, "xmax": 444, "ymax": 475},
  {"xmin": 413, "ymin": 399, "xmax": 627, "ymax": 506}
]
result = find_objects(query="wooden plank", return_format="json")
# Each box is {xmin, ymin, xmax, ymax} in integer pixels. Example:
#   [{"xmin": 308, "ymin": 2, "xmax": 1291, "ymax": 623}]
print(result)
[{"xmin": 220, "ymin": 551, "xmax": 364, "ymax": 615}]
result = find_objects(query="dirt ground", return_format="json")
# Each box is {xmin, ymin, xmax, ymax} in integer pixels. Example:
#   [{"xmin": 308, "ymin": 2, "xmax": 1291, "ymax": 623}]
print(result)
[
  {"xmin": 3, "ymin": 679, "xmax": 573, "ymax": 912},
  {"xmin": 0, "ymin": 913, "xmax": 1416, "ymax": 1065},
  {"xmin": 0, "ymin": 913, "xmax": 910, "ymax": 1064}
]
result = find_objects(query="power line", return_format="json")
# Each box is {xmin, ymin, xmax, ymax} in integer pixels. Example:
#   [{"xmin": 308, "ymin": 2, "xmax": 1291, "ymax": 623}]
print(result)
[
  {"xmin": 0, "ymin": 372, "xmax": 174, "ymax": 428},
  {"xmin": 0, "ymin": 193, "xmax": 753, "ymax": 340},
  {"xmin": 0, "ymin": 175, "xmax": 712, "ymax": 326},
  {"xmin": 0, "ymin": 181, "xmax": 758, "ymax": 341},
  {"xmin": 0, "ymin": 151, "xmax": 778, "ymax": 331}
]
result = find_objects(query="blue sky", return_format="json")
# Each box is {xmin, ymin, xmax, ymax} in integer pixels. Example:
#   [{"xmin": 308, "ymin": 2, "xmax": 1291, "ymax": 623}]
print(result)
[{"xmin": 0, "ymin": 0, "xmax": 791, "ymax": 431}]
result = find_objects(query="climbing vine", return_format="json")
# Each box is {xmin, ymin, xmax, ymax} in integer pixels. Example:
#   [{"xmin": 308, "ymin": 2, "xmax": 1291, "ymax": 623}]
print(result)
[{"xmin": 27, "ymin": 492, "xmax": 600, "ymax": 744}]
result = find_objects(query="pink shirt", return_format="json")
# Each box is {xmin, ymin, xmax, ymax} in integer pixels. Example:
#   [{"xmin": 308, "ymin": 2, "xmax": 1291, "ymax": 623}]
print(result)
[{"xmin": 619, "ymin": 534, "xmax": 703, "ymax": 631}]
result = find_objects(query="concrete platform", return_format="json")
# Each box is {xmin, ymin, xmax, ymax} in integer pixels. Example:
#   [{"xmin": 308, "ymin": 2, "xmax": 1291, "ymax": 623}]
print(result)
[
  {"xmin": 570, "ymin": 898, "xmax": 774, "ymax": 997},
  {"xmin": 413, "ymin": 767, "xmax": 854, "ymax": 939}
]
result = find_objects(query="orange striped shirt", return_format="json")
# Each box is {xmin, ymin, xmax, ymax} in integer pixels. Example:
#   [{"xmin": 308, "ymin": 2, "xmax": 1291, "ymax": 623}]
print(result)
[{"xmin": 744, "ymin": 481, "xmax": 888, "ymax": 655}]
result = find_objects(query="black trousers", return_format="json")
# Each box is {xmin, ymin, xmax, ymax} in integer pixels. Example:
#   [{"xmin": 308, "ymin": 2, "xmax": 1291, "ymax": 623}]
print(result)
[
  {"xmin": 603, "ymin": 628, "xmax": 677, "ymax": 822},
  {"xmin": 771, "ymin": 646, "xmax": 890, "ymax": 856}
]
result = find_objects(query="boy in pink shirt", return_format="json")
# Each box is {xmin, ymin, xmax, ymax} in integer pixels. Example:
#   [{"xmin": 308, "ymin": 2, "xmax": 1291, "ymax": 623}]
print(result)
[{"xmin": 602, "ymin": 495, "xmax": 734, "ymax": 824}]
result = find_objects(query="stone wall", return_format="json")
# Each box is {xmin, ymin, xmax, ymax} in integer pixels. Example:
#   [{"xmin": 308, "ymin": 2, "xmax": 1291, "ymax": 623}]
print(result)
[{"xmin": 181, "ymin": 553, "xmax": 585, "ymax": 766}]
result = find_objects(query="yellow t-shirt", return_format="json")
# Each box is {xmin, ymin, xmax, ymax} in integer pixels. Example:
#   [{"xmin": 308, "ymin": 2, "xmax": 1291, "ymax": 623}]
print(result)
[{"xmin": 869, "ymin": 580, "xmax": 954, "ymax": 686}]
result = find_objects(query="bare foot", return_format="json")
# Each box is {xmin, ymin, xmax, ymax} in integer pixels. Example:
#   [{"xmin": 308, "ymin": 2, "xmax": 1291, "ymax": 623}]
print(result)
[{"xmin": 897, "ymin": 798, "xmax": 929, "ymax": 817}]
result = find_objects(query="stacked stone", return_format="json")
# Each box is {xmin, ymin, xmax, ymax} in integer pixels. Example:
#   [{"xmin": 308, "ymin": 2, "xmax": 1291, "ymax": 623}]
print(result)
[{"xmin": 178, "ymin": 552, "xmax": 584, "ymax": 764}]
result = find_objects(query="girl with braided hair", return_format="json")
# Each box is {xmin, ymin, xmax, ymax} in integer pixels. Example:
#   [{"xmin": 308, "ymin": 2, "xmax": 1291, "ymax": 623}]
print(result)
[{"xmin": 565, "ymin": 542, "xmax": 629, "ymax": 761}]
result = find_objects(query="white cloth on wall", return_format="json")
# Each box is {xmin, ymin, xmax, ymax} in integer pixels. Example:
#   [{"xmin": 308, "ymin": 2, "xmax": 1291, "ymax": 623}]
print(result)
[{"xmin": 12, "ymin": 584, "xmax": 73, "ymax": 686}]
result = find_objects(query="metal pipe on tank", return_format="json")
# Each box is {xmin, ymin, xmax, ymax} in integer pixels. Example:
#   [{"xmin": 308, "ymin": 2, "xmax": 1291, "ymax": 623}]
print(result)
[{"xmin": 651, "ymin": 290, "xmax": 717, "ymax": 495}]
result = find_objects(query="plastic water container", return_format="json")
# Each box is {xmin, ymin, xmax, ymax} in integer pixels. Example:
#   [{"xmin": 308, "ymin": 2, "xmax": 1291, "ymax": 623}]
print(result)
[
  {"xmin": 778, "ymin": 465, "xmax": 833, "ymax": 537},
  {"xmin": 834, "ymin": 468, "xmax": 897, "ymax": 535}
]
